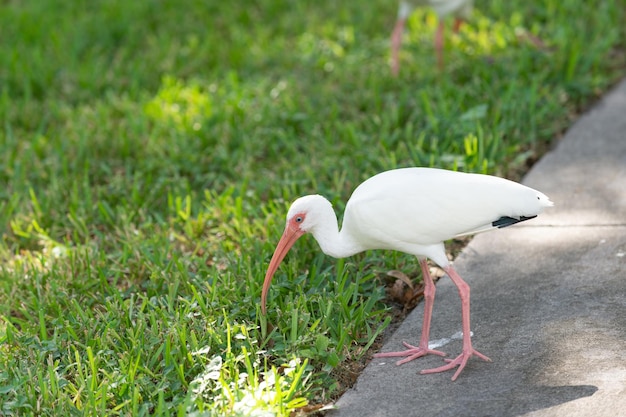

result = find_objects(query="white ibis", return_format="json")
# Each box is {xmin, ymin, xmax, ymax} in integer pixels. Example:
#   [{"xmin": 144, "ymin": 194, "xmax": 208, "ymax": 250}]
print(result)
[
  {"xmin": 391, "ymin": 0, "xmax": 473, "ymax": 75},
  {"xmin": 261, "ymin": 167, "xmax": 553, "ymax": 380}
]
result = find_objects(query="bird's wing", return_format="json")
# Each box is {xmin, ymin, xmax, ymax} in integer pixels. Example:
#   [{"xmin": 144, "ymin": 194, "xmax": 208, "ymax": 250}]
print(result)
[{"xmin": 344, "ymin": 168, "xmax": 550, "ymax": 246}]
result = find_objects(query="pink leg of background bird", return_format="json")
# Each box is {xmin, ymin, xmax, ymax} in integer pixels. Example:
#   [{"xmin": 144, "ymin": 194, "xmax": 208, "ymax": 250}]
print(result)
[
  {"xmin": 435, "ymin": 19, "xmax": 445, "ymax": 70},
  {"xmin": 434, "ymin": 20, "xmax": 445, "ymax": 69},
  {"xmin": 436, "ymin": 18, "xmax": 464, "ymax": 70},
  {"xmin": 452, "ymin": 17, "xmax": 463, "ymax": 33},
  {"xmin": 390, "ymin": 18, "xmax": 406, "ymax": 76},
  {"xmin": 392, "ymin": 16, "xmax": 465, "ymax": 74},
  {"xmin": 373, "ymin": 259, "xmax": 447, "ymax": 363},
  {"xmin": 420, "ymin": 265, "xmax": 491, "ymax": 381}
]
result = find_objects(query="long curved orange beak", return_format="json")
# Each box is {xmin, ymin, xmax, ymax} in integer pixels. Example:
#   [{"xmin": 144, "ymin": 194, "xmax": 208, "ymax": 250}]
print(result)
[{"xmin": 261, "ymin": 224, "xmax": 305, "ymax": 315}]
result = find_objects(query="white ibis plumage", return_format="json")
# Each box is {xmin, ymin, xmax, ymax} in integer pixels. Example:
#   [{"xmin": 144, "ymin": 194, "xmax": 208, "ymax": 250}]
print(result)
[
  {"xmin": 261, "ymin": 167, "xmax": 553, "ymax": 380},
  {"xmin": 391, "ymin": 0, "xmax": 473, "ymax": 75}
]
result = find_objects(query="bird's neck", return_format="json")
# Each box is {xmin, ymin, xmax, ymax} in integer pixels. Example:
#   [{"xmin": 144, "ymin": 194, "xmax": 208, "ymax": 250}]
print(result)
[{"xmin": 310, "ymin": 214, "xmax": 363, "ymax": 259}]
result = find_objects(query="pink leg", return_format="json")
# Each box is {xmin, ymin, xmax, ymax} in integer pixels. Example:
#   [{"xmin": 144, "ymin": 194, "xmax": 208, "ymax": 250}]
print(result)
[
  {"xmin": 373, "ymin": 259, "xmax": 446, "ymax": 364},
  {"xmin": 390, "ymin": 18, "xmax": 405, "ymax": 76},
  {"xmin": 452, "ymin": 17, "xmax": 463, "ymax": 34},
  {"xmin": 434, "ymin": 20, "xmax": 445, "ymax": 70},
  {"xmin": 420, "ymin": 266, "xmax": 491, "ymax": 380}
]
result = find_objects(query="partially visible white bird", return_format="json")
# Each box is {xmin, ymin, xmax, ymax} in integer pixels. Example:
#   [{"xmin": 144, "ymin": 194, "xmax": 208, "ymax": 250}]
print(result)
[
  {"xmin": 261, "ymin": 167, "xmax": 553, "ymax": 380},
  {"xmin": 391, "ymin": 0, "xmax": 473, "ymax": 75}
]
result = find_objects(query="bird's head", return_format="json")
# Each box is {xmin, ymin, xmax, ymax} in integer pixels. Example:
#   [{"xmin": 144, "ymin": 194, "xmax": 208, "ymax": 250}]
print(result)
[{"xmin": 261, "ymin": 195, "xmax": 332, "ymax": 314}]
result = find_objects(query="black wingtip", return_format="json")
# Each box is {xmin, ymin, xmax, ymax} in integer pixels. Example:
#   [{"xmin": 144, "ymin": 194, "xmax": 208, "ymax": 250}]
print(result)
[{"xmin": 492, "ymin": 215, "xmax": 537, "ymax": 229}]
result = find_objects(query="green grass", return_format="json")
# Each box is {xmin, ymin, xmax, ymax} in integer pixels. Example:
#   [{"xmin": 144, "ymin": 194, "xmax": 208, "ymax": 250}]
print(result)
[{"xmin": 0, "ymin": 0, "xmax": 624, "ymax": 415}]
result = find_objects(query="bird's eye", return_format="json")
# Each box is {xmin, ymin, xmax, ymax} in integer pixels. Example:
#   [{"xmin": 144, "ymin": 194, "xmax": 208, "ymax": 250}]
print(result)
[{"xmin": 295, "ymin": 216, "xmax": 303, "ymax": 223}]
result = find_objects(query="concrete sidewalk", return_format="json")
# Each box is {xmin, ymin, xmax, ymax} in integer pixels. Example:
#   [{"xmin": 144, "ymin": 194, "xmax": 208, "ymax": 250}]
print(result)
[{"xmin": 330, "ymin": 79, "xmax": 626, "ymax": 417}]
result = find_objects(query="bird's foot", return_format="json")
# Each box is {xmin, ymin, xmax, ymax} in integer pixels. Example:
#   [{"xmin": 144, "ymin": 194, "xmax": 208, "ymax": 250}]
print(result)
[
  {"xmin": 373, "ymin": 341, "xmax": 446, "ymax": 366},
  {"xmin": 420, "ymin": 347, "xmax": 491, "ymax": 381}
]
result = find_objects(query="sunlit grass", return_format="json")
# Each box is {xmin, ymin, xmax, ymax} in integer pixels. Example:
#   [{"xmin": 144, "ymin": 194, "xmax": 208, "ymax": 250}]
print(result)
[
  {"xmin": 187, "ymin": 324, "xmax": 309, "ymax": 416},
  {"xmin": 0, "ymin": 0, "xmax": 624, "ymax": 415}
]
